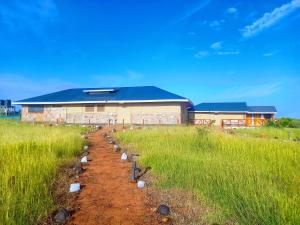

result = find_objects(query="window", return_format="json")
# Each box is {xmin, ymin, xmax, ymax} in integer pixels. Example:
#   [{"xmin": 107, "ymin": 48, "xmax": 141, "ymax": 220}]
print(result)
[
  {"xmin": 97, "ymin": 104, "xmax": 105, "ymax": 112},
  {"xmin": 28, "ymin": 105, "xmax": 44, "ymax": 113},
  {"xmin": 85, "ymin": 105, "xmax": 95, "ymax": 112}
]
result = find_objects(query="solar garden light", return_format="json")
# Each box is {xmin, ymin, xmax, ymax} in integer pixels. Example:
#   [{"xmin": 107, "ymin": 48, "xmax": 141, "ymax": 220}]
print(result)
[{"xmin": 131, "ymin": 154, "xmax": 141, "ymax": 182}]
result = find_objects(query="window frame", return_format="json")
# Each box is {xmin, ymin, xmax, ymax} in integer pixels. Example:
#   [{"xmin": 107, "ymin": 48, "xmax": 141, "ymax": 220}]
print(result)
[{"xmin": 28, "ymin": 105, "xmax": 44, "ymax": 113}]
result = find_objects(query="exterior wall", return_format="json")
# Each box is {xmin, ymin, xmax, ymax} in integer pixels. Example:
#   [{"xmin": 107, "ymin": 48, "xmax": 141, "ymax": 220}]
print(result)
[
  {"xmin": 21, "ymin": 102, "xmax": 189, "ymax": 125},
  {"xmin": 189, "ymin": 112, "xmax": 245, "ymax": 126}
]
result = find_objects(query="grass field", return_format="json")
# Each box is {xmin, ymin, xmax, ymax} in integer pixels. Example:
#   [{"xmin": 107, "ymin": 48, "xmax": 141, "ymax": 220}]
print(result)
[
  {"xmin": 117, "ymin": 127, "xmax": 300, "ymax": 225},
  {"xmin": 233, "ymin": 127, "xmax": 300, "ymax": 140},
  {"xmin": 0, "ymin": 120, "xmax": 86, "ymax": 225}
]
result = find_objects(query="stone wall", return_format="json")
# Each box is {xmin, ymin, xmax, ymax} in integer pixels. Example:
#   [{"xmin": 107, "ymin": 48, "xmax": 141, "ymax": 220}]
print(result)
[
  {"xmin": 21, "ymin": 102, "xmax": 189, "ymax": 125},
  {"xmin": 131, "ymin": 113, "xmax": 179, "ymax": 125}
]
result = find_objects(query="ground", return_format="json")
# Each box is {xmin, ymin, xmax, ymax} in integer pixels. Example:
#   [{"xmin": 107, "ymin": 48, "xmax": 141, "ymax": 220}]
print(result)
[{"xmin": 67, "ymin": 128, "xmax": 160, "ymax": 225}]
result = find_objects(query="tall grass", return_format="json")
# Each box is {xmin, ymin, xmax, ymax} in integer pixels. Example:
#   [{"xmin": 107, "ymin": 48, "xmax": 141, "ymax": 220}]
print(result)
[
  {"xmin": 233, "ymin": 127, "xmax": 300, "ymax": 140},
  {"xmin": 117, "ymin": 127, "xmax": 300, "ymax": 225},
  {"xmin": 0, "ymin": 120, "xmax": 86, "ymax": 225}
]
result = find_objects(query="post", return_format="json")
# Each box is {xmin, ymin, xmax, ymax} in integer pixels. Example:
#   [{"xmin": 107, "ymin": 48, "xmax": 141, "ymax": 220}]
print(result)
[{"xmin": 122, "ymin": 118, "xmax": 124, "ymax": 128}]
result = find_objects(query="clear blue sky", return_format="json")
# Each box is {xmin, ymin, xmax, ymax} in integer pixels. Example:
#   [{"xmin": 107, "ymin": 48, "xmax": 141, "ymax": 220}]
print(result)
[{"xmin": 0, "ymin": 0, "xmax": 299, "ymax": 117}]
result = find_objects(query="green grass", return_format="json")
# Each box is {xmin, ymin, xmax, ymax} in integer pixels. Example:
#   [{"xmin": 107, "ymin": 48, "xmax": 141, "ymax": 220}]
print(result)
[
  {"xmin": 0, "ymin": 120, "xmax": 87, "ymax": 225},
  {"xmin": 116, "ymin": 127, "xmax": 300, "ymax": 225},
  {"xmin": 233, "ymin": 127, "xmax": 300, "ymax": 140}
]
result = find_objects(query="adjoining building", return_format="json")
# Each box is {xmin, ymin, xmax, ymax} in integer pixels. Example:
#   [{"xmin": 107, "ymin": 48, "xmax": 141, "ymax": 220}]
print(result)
[
  {"xmin": 14, "ymin": 86, "xmax": 191, "ymax": 125},
  {"xmin": 0, "ymin": 99, "xmax": 16, "ymax": 116},
  {"xmin": 13, "ymin": 87, "xmax": 277, "ymax": 127},
  {"xmin": 188, "ymin": 102, "xmax": 277, "ymax": 127}
]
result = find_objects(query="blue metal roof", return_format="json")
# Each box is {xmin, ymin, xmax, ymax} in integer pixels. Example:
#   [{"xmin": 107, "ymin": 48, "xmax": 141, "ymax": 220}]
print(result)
[
  {"xmin": 248, "ymin": 106, "xmax": 277, "ymax": 113},
  {"xmin": 15, "ymin": 86, "xmax": 189, "ymax": 104},
  {"xmin": 189, "ymin": 102, "xmax": 249, "ymax": 112},
  {"xmin": 189, "ymin": 102, "xmax": 277, "ymax": 113}
]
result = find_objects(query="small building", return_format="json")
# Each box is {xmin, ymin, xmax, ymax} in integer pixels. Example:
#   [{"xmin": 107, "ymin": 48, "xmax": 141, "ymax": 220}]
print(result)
[
  {"xmin": 14, "ymin": 86, "xmax": 191, "ymax": 125},
  {"xmin": 188, "ymin": 102, "xmax": 277, "ymax": 127},
  {"xmin": 0, "ymin": 99, "xmax": 16, "ymax": 116}
]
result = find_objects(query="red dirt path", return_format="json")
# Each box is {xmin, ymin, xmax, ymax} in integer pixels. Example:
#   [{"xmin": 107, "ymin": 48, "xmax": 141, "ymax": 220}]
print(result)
[{"xmin": 67, "ymin": 128, "xmax": 159, "ymax": 225}]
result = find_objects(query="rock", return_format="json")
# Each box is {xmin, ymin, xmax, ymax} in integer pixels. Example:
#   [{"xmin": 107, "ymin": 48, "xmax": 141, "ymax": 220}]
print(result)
[
  {"xmin": 54, "ymin": 208, "xmax": 70, "ymax": 223},
  {"xmin": 83, "ymin": 145, "xmax": 89, "ymax": 151},
  {"xmin": 80, "ymin": 156, "xmax": 88, "ymax": 163},
  {"xmin": 121, "ymin": 153, "xmax": 127, "ymax": 160},
  {"xmin": 108, "ymin": 140, "xmax": 115, "ymax": 145},
  {"xmin": 157, "ymin": 204, "xmax": 170, "ymax": 216},
  {"xmin": 111, "ymin": 128, "xmax": 116, "ymax": 133},
  {"xmin": 113, "ymin": 144, "xmax": 120, "ymax": 152},
  {"xmin": 69, "ymin": 183, "xmax": 80, "ymax": 192},
  {"xmin": 161, "ymin": 217, "xmax": 169, "ymax": 223},
  {"xmin": 137, "ymin": 180, "xmax": 145, "ymax": 188}
]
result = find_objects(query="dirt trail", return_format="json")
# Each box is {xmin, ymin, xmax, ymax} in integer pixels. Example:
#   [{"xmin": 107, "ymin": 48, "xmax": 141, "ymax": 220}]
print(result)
[{"xmin": 68, "ymin": 128, "xmax": 159, "ymax": 225}]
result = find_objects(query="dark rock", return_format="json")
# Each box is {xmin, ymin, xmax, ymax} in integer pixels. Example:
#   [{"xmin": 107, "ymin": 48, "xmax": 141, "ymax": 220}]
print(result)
[
  {"xmin": 157, "ymin": 204, "xmax": 170, "ymax": 216},
  {"xmin": 74, "ymin": 162, "xmax": 84, "ymax": 175},
  {"xmin": 54, "ymin": 208, "xmax": 70, "ymax": 223},
  {"xmin": 111, "ymin": 128, "xmax": 116, "ymax": 133}
]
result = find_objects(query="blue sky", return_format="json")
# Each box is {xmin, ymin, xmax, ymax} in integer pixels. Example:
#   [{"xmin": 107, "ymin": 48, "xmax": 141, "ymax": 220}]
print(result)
[{"xmin": 0, "ymin": 0, "xmax": 299, "ymax": 117}]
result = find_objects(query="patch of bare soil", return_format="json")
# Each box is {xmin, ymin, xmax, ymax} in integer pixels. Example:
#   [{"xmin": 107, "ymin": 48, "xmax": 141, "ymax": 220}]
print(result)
[
  {"xmin": 66, "ymin": 128, "xmax": 160, "ymax": 225},
  {"xmin": 44, "ymin": 126, "xmax": 209, "ymax": 225}
]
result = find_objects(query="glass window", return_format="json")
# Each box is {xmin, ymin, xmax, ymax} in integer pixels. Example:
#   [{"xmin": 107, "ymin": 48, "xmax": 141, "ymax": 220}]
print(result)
[
  {"xmin": 28, "ymin": 105, "xmax": 44, "ymax": 113},
  {"xmin": 85, "ymin": 105, "xmax": 95, "ymax": 112},
  {"xmin": 97, "ymin": 104, "xmax": 105, "ymax": 112}
]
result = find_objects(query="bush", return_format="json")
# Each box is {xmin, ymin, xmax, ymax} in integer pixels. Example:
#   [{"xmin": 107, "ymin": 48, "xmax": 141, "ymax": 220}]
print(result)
[{"xmin": 265, "ymin": 117, "xmax": 299, "ymax": 128}]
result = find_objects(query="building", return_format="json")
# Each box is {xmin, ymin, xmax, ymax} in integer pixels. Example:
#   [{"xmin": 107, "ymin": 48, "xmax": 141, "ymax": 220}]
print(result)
[
  {"xmin": 188, "ymin": 102, "xmax": 277, "ymax": 127},
  {"xmin": 14, "ymin": 86, "xmax": 191, "ymax": 125},
  {"xmin": 0, "ymin": 99, "xmax": 16, "ymax": 116}
]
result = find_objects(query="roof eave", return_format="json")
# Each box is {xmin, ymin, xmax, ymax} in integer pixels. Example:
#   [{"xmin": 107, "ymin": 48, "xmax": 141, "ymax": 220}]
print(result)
[{"xmin": 12, "ymin": 99, "xmax": 190, "ymax": 105}]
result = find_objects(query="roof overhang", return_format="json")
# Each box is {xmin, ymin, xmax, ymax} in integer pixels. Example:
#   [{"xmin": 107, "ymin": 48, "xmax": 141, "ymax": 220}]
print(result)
[
  {"xmin": 189, "ymin": 110, "xmax": 276, "ymax": 114},
  {"xmin": 189, "ymin": 111, "xmax": 248, "ymax": 113},
  {"xmin": 13, "ymin": 99, "xmax": 190, "ymax": 105}
]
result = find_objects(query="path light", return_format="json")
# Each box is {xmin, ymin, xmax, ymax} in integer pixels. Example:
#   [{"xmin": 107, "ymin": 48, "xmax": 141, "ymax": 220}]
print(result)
[
  {"xmin": 121, "ymin": 152, "xmax": 127, "ymax": 160},
  {"xmin": 83, "ymin": 145, "xmax": 88, "ymax": 151},
  {"xmin": 69, "ymin": 183, "xmax": 80, "ymax": 192},
  {"xmin": 137, "ymin": 180, "xmax": 145, "ymax": 188},
  {"xmin": 131, "ymin": 154, "xmax": 141, "ymax": 182},
  {"xmin": 54, "ymin": 208, "xmax": 70, "ymax": 224},
  {"xmin": 74, "ymin": 162, "xmax": 84, "ymax": 175},
  {"xmin": 81, "ymin": 156, "xmax": 88, "ymax": 163}
]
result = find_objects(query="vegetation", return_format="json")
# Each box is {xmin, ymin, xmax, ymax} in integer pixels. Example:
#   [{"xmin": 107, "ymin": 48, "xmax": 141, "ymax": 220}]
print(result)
[
  {"xmin": 117, "ymin": 127, "xmax": 300, "ymax": 225},
  {"xmin": 0, "ymin": 119, "xmax": 87, "ymax": 225},
  {"xmin": 265, "ymin": 117, "xmax": 300, "ymax": 128},
  {"xmin": 233, "ymin": 127, "xmax": 300, "ymax": 140}
]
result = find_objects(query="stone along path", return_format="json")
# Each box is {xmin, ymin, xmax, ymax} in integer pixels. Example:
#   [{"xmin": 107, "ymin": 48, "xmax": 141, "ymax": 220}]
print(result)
[{"xmin": 67, "ymin": 129, "xmax": 158, "ymax": 225}]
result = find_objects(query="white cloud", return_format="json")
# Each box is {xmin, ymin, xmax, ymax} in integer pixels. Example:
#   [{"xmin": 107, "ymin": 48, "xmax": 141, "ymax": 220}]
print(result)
[
  {"xmin": 216, "ymin": 82, "xmax": 282, "ymax": 99},
  {"xmin": 194, "ymin": 51, "xmax": 209, "ymax": 58},
  {"xmin": 242, "ymin": 0, "xmax": 300, "ymax": 37},
  {"xmin": 227, "ymin": 7, "xmax": 237, "ymax": 14},
  {"xmin": 263, "ymin": 53, "xmax": 274, "ymax": 57},
  {"xmin": 209, "ymin": 19, "xmax": 225, "ymax": 29},
  {"xmin": 0, "ymin": 0, "xmax": 58, "ymax": 31},
  {"xmin": 178, "ymin": 0, "xmax": 212, "ymax": 22},
  {"xmin": 211, "ymin": 41, "xmax": 222, "ymax": 49},
  {"xmin": 217, "ymin": 51, "xmax": 240, "ymax": 55}
]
